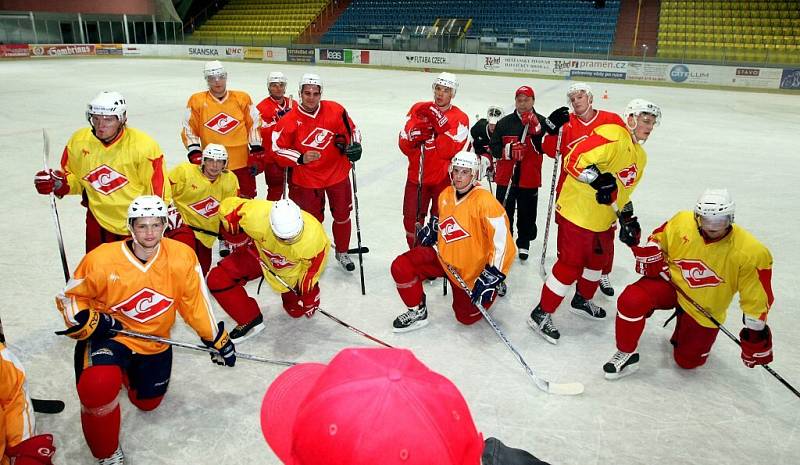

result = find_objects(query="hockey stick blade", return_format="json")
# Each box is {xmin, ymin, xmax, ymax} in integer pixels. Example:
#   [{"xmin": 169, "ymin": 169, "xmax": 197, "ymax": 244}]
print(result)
[
  {"xmin": 545, "ymin": 381, "xmax": 585, "ymax": 396},
  {"xmin": 347, "ymin": 246, "xmax": 369, "ymax": 254},
  {"xmin": 32, "ymin": 398, "xmax": 65, "ymax": 414}
]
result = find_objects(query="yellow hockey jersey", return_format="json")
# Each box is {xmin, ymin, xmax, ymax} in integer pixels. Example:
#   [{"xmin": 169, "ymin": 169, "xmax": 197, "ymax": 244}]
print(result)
[
  {"xmin": 56, "ymin": 239, "xmax": 220, "ymax": 355},
  {"xmin": 558, "ymin": 124, "xmax": 647, "ymax": 232},
  {"xmin": 651, "ymin": 211, "xmax": 774, "ymax": 328},
  {"xmin": 60, "ymin": 127, "xmax": 171, "ymax": 235},
  {"xmin": 436, "ymin": 185, "xmax": 515, "ymax": 287},
  {"xmin": 182, "ymin": 90, "xmax": 262, "ymax": 171},
  {"xmin": 0, "ymin": 343, "xmax": 34, "ymax": 460},
  {"xmin": 219, "ymin": 198, "xmax": 330, "ymax": 294},
  {"xmin": 168, "ymin": 162, "xmax": 240, "ymax": 248}
]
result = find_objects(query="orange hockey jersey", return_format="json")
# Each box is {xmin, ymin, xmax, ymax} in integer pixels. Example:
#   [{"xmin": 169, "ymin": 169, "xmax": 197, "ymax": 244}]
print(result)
[
  {"xmin": 168, "ymin": 162, "xmax": 240, "ymax": 248},
  {"xmin": 60, "ymin": 126, "xmax": 170, "ymax": 235},
  {"xmin": 650, "ymin": 211, "xmax": 774, "ymax": 328},
  {"xmin": 272, "ymin": 100, "xmax": 360, "ymax": 189},
  {"xmin": 398, "ymin": 101, "xmax": 470, "ymax": 185},
  {"xmin": 0, "ymin": 343, "xmax": 35, "ymax": 463},
  {"xmin": 436, "ymin": 185, "xmax": 515, "ymax": 287},
  {"xmin": 558, "ymin": 124, "xmax": 647, "ymax": 232},
  {"xmin": 182, "ymin": 90, "xmax": 262, "ymax": 171},
  {"xmin": 56, "ymin": 239, "xmax": 220, "ymax": 355}
]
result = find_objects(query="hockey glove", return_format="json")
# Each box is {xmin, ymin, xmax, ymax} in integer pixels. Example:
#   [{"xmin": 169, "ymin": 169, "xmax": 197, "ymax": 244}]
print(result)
[
  {"xmin": 6, "ymin": 434, "xmax": 56, "ymax": 465},
  {"xmin": 34, "ymin": 169, "xmax": 69, "ymax": 196},
  {"xmin": 187, "ymin": 145, "xmax": 203, "ymax": 165},
  {"xmin": 298, "ymin": 286, "xmax": 321, "ymax": 319},
  {"xmin": 543, "ymin": 106, "xmax": 570, "ymax": 134},
  {"xmin": 416, "ymin": 215, "xmax": 439, "ymax": 247},
  {"xmin": 519, "ymin": 111, "xmax": 539, "ymax": 129},
  {"xmin": 408, "ymin": 125, "xmax": 434, "ymax": 147},
  {"xmin": 203, "ymin": 321, "xmax": 236, "ymax": 367},
  {"xmin": 219, "ymin": 230, "xmax": 253, "ymax": 256},
  {"xmin": 55, "ymin": 309, "xmax": 121, "ymax": 341},
  {"xmin": 334, "ymin": 134, "xmax": 348, "ymax": 152},
  {"xmin": 415, "ymin": 104, "xmax": 451, "ymax": 134},
  {"xmin": 589, "ymin": 172, "xmax": 618, "ymax": 205},
  {"xmin": 167, "ymin": 203, "xmax": 184, "ymax": 231},
  {"xmin": 740, "ymin": 325, "xmax": 773, "ymax": 368},
  {"xmin": 471, "ymin": 265, "xmax": 506, "ymax": 307},
  {"xmin": 248, "ymin": 149, "xmax": 267, "ymax": 176},
  {"xmin": 618, "ymin": 203, "xmax": 641, "ymax": 247},
  {"xmin": 632, "ymin": 245, "xmax": 668, "ymax": 278},
  {"xmin": 345, "ymin": 142, "xmax": 363, "ymax": 162}
]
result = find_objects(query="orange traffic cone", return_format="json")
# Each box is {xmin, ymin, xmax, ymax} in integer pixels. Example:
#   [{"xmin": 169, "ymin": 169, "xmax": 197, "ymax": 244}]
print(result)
[{"xmin": 602, "ymin": 90, "xmax": 609, "ymax": 100}]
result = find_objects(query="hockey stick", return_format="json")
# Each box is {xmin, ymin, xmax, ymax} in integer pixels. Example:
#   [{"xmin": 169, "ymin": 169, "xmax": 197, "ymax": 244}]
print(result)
[
  {"xmin": 539, "ymin": 126, "xmax": 563, "ymax": 279},
  {"xmin": 501, "ymin": 122, "xmax": 529, "ymax": 209},
  {"xmin": 111, "ymin": 329, "xmax": 297, "ymax": 367},
  {"xmin": 663, "ymin": 271, "xmax": 800, "ymax": 399},
  {"xmin": 262, "ymin": 266, "xmax": 393, "ymax": 348},
  {"xmin": 435, "ymin": 250, "xmax": 584, "ymax": 396},
  {"xmin": 341, "ymin": 110, "xmax": 366, "ymax": 295},
  {"xmin": 42, "ymin": 129, "xmax": 70, "ymax": 283}
]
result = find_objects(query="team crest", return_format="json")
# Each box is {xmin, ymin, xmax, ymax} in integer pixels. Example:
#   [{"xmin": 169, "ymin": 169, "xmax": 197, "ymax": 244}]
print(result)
[
  {"xmin": 675, "ymin": 259, "xmax": 724, "ymax": 288},
  {"xmin": 439, "ymin": 216, "xmax": 471, "ymax": 243},
  {"xmin": 112, "ymin": 288, "xmax": 174, "ymax": 323},
  {"xmin": 616, "ymin": 164, "xmax": 638, "ymax": 188},
  {"xmin": 259, "ymin": 249, "xmax": 295, "ymax": 270},
  {"xmin": 189, "ymin": 196, "xmax": 220, "ymax": 218},
  {"xmin": 83, "ymin": 164, "xmax": 129, "ymax": 195},
  {"xmin": 300, "ymin": 127, "xmax": 335, "ymax": 150},
  {"xmin": 204, "ymin": 112, "xmax": 240, "ymax": 135}
]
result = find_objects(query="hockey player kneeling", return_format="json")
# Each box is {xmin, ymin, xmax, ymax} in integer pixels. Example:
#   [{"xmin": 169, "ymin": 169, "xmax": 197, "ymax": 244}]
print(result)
[
  {"xmin": 390, "ymin": 151, "xmax": 515, "ymax": 332},
  {"xmin": 55, "ymin": 196, "xmax": 235, "ymax": 464},
  {"xmin": 604, "ymin": 189, "xmax": 775, "ymax": 379}
]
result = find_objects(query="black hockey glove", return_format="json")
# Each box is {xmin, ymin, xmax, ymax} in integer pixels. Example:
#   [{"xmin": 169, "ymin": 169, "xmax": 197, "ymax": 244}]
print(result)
[
  {"xmin": 202, "ymin": 321, "xmax": 236, "ymax": 367},
  {"xmin": 589, "ymin": 172, "xmax": 618, "ymax": 205},
  {"xmin": 471, "ymin": 265, "xmax": 506, "ymax": 308},
  {"xmin": 416, "ymin": 215, "xmax": 439, "ymax": 247},
  {"xmin": 542, "ymin": 106, "xmax": 570, "ymax": 134},
  {"xmin": 345, "ymin": 142, "xmax": 362, "ymax": 162},
  {"xmin": 55, "ymin": 309, "xmax": 122, "ymax": 341},
  {"xmin": 618, "ymin": 202, "xmax": 641, "ymax": 247}
]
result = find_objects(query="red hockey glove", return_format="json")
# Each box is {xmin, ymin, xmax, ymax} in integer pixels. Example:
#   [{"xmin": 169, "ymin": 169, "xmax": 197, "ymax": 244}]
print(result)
[
  {"xmin": 55, "ymin": 309, "xmax": 121, "ymax": 341},
  {"xmin": 6, "ymin": 434, "xmax": 56, "ymax": 465},
  {"xmin": 299, "ymin": 287, "xmax": 321, "ymax": 318},
  {"xmin": 740, "ymin": 325, "xmax": 773, "ymax": 368},
  {"xmin": 167, "ymin": 204, "xmax": 184, "ymax": 231},
  {"xmin": 632, "ymin": 245, "xmax": 667, "ymax": 278},
  {"xmin": 408, "ymin": 124, "xmax": 434, "ymax": 146},
  {"xmin": 220, "ymin": 229, "xmax": 253, "ymax": 256},
  {"xmin": 415, "ymin": 104, "xmax": 451, "ymax": 134},
  {"xmin": 248, "ymin": 149, "xmax": 267, "ymax": 176},
  {"xmin": 202, "ymin": 321, "xmax": 236, "ymax": 367},
  {"xmin": 34, "ymin": 169, "xmax": 69, "ymax": 196},
  {"xmin": 519, "ymin": 111, "xmax": 539, "ymax": 129},
  {"xmin": 187, "ymin": 145, "xmax": 202, "ymax": 164}
]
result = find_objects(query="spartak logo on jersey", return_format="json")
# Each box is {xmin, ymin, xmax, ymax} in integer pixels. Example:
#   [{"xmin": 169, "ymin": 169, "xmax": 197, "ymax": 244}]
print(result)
[
  {"xmin": 189, "ymin": 196, "xmax": 220, "ymax": 219},
  {"xmin": 112, "ymin": 288, "xmax": 174, "ymax": 323},
  {"xmin": 675, "ymin": 259, "xmax": 724, "ymax": 288},
  {"xmin": 439, "ymin": 216, "xmax": 471, "ymax": 243},
  {"xmin": 616, "ymin": 163, "xmax": 638, "ymax": 188},
  {"xmin": 258, "ymin": 249, "xmax": 295, "ymax": 270},
  {"xmin": 204, "ymin": 112, "xmax": 240, "ymax": 135},
  {"xmin": 300, "ymin": 127, "xmax": 335, "ymax": 150},
  {"xmin": 83, "ymin": 164, "xmax": 129, "ymax": 195}
]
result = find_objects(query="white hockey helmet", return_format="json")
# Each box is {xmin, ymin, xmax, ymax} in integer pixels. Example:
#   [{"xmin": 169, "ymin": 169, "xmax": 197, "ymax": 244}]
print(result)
[
  {"xmin": 433, "ymin": 72, "xmax": 458, "ymax": 97},
  {"xmin": 127, "ymin": 195, "xmax": 168, "ymax": 224},
  {"xmin": 449, "ymin": 151, "xmax": 480, "ymax": 184},
  {"xmin": 298, "ymin": 73, "xmax": 323, "ymax": 94},
  {"xmin": 270, "ymin": 199, "xmax": 304, "ymax": 242},
  {"xmin": 624, "ymin": 98, "xmax": 661, "ymax": 126},
  {"xmin": 202, "ymin": 143, "xmax": 228, "ymax": 169},
  {"xmin": 86, "ymin": 91, "xmax": 127, "ymax": 123},
  {"xmin": 487, "ymin": 105, "xmax": 504, "ymax": 124},
  {"xmin": 694, "ymin": 188, "xmax": 735, "ymax": 224},
  {"xmin": 268, "ymin": 71, "xmax": 288, "ymax": 85},
  {"xmin": 567, "ymin": 82, "xmax": 593, "ymax": 103},
  {"xmin": 204, "ymin": 60, "xmax": 227, "ymax": 79}
]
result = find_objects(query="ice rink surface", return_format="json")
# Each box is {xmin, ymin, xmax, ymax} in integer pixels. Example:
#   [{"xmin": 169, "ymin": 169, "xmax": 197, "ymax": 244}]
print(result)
[{"xmin": 1, "ymin": 57, "xmax": 798, "ymax": 464}]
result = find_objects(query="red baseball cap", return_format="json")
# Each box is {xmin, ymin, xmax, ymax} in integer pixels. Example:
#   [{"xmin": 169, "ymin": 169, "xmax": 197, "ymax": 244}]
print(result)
[
  {"xmin": 261, "ymin": 347, "xmax": 484, "ymax": 465},
  {"xmin": 515, "ymin": 86, "xmax": 535, "ymax": 98}
]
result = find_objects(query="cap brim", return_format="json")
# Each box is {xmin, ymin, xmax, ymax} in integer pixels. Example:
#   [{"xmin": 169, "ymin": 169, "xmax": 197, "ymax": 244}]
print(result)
[{"xmin": 261, "ymin": 362, "xmax": 327, "ymax": 463}]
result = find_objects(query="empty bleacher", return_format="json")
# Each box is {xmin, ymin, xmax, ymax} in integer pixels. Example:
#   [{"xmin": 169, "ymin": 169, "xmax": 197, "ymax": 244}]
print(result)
[
  {"xmin": 191, "ymin": 0, "xmax": 328, "ymax": 43},
  {"xmin": 657, "ymin": 0, "xmax": 800, "ymax": 63}
]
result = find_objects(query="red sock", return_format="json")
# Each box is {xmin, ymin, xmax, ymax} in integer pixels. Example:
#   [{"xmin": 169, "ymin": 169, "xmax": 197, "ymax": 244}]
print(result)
[{"xmin": 77, "ymin": 366, "xmax": 122, "ymax": 459}]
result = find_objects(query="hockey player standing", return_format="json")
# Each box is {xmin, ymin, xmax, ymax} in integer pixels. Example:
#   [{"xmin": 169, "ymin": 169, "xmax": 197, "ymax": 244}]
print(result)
[
  {"xmin": 182, "ymin": 61, "xmax": 262, "ymax": 199},
  {"xmin": 206, "ymin": 197, "xmax": 330, "ymax": 342},
  {"xmin": 252, "ymin": 71, "xmax": 297, "ymax": 201},
  {"xmin": 470, "ymin": 105, "xmax": 504, "ymax": 185},
  {"xmin": 489, "ymin": 86, "xmax": 570, "ymax": 260},
  {"xmin": 390, "ymin": 151, "xmax": 515, "ymax": 332},
  {"xmin": 528, "ymin": 99, "xmax": 661, "ymax": 344},
  {"xmin": 168, "ymin": 143, "xmax": 240, "ymax": 275},
  {"xmin": 33, "ymin": 91, "xmax": 171, "ymax": 253},
  {"xmin": 603, "ymin": 189, "xmax": 775, "ymax": 379},
  {"xmin": 55, "ymin": 196, "xmax": 235, "ymax": 464},
  {"xmin": 398, "ymin": 72, "xmax": 470, "ymax": 248},
  {"xmin": 272, "ymin": 73, "xmax": 362, "ymax": 272},
  {"xmin": 541, "ymin": 83, "xmax": 627, "ymax": 295}
]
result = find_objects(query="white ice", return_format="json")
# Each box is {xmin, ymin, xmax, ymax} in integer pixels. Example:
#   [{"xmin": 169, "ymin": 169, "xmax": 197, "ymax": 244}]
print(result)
[{"xmin": 1, "ymin": 58, "xmax": 798, "ymax": 465}]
